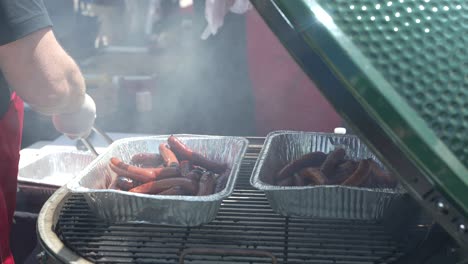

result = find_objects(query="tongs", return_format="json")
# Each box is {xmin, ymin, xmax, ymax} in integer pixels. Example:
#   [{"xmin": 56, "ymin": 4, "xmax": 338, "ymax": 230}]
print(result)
[{"xmin": 79, "ymin": 126, "xmax": 114, "ymax": 156}]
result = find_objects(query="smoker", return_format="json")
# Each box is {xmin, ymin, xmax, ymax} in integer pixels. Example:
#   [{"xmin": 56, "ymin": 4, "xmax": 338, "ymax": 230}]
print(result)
[{"xmin": 37, "ymin": 0, "xmax": 468, "ymax": 263}]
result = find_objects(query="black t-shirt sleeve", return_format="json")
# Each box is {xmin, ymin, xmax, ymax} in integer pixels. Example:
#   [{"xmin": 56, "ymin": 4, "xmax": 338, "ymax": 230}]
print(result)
[{"xmin": 0, "ymin": 0, "xmax": 53, "ymax": 45}]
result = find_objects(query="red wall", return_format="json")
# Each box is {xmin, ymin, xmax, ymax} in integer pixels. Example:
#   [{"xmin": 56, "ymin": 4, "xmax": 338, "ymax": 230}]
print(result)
[{"xmin": 246, "ymin": 9, "xmax": 342, "ymax": 136}]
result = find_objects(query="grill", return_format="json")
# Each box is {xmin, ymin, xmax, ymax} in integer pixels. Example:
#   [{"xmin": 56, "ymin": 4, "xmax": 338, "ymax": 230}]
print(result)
[{"xmin": 51, "ymin": 139, "xmax": 429, "ymax": 263}]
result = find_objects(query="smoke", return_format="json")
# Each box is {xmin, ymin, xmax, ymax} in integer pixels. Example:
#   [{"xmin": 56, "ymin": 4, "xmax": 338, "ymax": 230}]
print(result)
[
  {"xmin": 94, "ymin": 0, "xmax": 255, "ymax": 136},
  {"xmin": 43, "ymin": 0, "xmax": 255, "ymax": 137}
]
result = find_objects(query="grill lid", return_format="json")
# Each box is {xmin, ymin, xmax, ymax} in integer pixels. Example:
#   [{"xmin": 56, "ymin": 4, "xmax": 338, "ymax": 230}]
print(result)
[{"xmin": 250, "ymin": 0, "xmax": 468, "ymax": 249}]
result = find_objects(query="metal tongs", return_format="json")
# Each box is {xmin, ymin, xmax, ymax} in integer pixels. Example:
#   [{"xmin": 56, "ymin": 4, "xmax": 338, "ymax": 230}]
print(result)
[{"xmin": 79, "ymin": 126, "xmax": 114, "ymax": 156}]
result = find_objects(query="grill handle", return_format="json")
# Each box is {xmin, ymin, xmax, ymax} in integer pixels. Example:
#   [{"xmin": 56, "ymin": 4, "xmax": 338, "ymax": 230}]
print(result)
[{"xmin": 179, "ymin": 248, "xmax": 277, "ymax": 264}]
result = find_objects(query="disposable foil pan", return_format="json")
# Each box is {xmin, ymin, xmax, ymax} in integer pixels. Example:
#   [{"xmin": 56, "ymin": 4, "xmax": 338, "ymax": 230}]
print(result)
[
  {"xmin": 250, "ymin": 131, "xmax": 406, "ymax": 220},
  {"xmin": 67, "ymin": 135, "xmax": 248, "ymax": 226},
  {"xmin": 18, "ymin": 151, "xmax": 96, "ymax": 189}
]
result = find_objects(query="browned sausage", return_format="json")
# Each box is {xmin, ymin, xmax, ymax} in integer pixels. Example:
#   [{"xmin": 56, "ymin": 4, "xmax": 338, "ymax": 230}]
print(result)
[
  {"xmin": 185, "ymin": 170, "xmax": 202, "ymax": 181},
  {"xmin": 129, "ymin": 177, "xmax": 198, "ymax": 195},
  {"xmin": 293, "ymin": 173, "xmax": 305, "ymax": 186},
  {"xmin": 110, "ymin": 157, "xmax": 180, "ymax": 183},
  {"xmin": 159, "ymin": 143, "xmax": 179, "ymax": 167},
  {"xmin": 368, "ymin": 160, "xmax": 397, "ymax": 188},
  {"xmin": 277, "ymin": 152, "xmax": 327, "ymax": 182},
  {"xmin": 197, "ymin": 172, "xmax": 216, "ymax": 196},
  {"xmin": 109, "ymin": 163, "xmax": 150, "ymax": 183},
  {"xmin": 168, "ymin": 135, "xmax": 228, "ymax": 174},
  {"xmin": 328, "ymin": 160, "xmax": 358, "ymax": 184},
  {"xmin": 159, "ymin": 186, "xmax": 186, "ymax": 195},
  {"xmin": 342, "ymin": 159, "xmax": 372, "ymax": 186},
  {"xmin": 116, "ymin": 176, "xmax": 136, "ymax": 191},
  {"xmin": 299, "ymin": 167, "xmax": 326, "ymax": 185},
  {"xmin": 180, "ymin": 160, "xmax": 192, "ymax": 177},
  {"xmin": 131, "ymin": 153, "xmax": 164, "ymax": 167},
  {"xmin": 214, "ymin": 168, "xmax": 231, "ymax": 193},
  {"xmin": 320, "ymin": 148, "xmax": 346, "ymax": 178},
  {"xmin": 277, "ymin": 176, "xmax": 294, "ymax": 186}
]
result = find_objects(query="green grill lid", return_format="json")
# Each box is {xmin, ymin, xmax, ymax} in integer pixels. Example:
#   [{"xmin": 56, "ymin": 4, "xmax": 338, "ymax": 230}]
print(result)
[{"xmin": 251, "ymin": 0, "xmax": 468, "ymax": 249}]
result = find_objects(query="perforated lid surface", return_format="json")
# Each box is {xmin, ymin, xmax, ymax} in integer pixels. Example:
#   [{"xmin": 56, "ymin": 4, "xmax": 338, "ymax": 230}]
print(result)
[{"xmin": 318, "ymin": 0, "xmax": 468, "ymax": 164}]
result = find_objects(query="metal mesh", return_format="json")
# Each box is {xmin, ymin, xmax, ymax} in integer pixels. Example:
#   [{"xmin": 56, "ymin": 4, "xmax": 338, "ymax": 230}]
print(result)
[
  {"xmin": 317, "ymin": 0, "xmax": 468, "ymax": 164},
  {"xmin": 54, "ymin": 140, "xmax": 429, "ymax": 263}
]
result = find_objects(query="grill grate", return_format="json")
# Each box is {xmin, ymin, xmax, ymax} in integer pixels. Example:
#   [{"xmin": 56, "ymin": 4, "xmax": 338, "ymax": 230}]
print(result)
[{"xmin": 55, "ymin": 142, "xmax": 426, "ymax": 263}]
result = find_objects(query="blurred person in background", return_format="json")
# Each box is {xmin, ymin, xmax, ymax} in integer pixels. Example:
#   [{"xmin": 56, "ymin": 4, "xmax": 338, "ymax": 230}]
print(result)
[
  {"xmin": 0, "ymin": 0, "xmax": 96, "ymax": 263},
  {"xmin": 202, "ymin": 0, "xmax": 341, "ymax": 135}
]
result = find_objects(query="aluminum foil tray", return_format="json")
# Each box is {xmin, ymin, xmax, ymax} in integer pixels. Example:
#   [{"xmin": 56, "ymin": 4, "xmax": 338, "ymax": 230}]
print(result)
[
  {"xmin": 18, "ymin": 151, "xmax": 96, "ymax": 189},
  {"xmin": 251, "ymin": 131, "xmax": 406, "ymax": 220},
  {"xmin": 67, "ymin": 135, "xmax": 248, "ymax": 226}
]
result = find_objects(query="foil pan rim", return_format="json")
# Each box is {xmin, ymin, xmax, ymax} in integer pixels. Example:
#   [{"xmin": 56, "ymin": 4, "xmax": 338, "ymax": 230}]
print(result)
[
  {"xmin": 250, "ymin": 130, "xmax": 405, "ymax": 194},
  {"xmin": 68, "ymin": 134, "xmax": 249, "ymax": 202}
]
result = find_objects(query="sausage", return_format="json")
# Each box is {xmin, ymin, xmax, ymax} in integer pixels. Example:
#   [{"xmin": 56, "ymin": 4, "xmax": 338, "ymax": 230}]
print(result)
[
  {"xmin": 293, "ymin": 173, "xmax": 305, "ymax": 186},
  {"xmin": 277, "ymin": 176, "xmax": 294, "ymax": 186},
  {"xmin": 197, "ymin": 172, "xmax": 216, "ymax": 196},
  {"xmin": 129, "ymin": 177, "xmax": 198, "ymax": 195},
  {"xmin": 180, "ymin": 160, "xmax": 192, "ymax": 177},
  {"xmin": 116, "ymin": 176, "xmax": 136, "ymax": 191},
  {"xmin": 276, "ymin": 152, "xmax": 327, "ymax": 182},
  {"xmin": 191, "ymin": 154, "xmax": 228, "ymax": 174},
  {"xmin": 159, "ymin": 144, "xmax": 179, "ymax": 168},
  {"xmin": 320, "ymin": 148, "xmax": 346, "ymax": 178},
  {"xmin": 167, "ymin": 135, "xmax": 193, "ymax": 158},
  {"xmin": 299, "ymin": 167, "xmax": 326, "ymax": 185},
  {"xmin": 342, "ymin": 159, "xmax": 372, "ymax": 186},
  {"xmin": 368, "ymin": 160, "xmax": 397, "ymax": 188},
  {"xmin": 328, "ymin": 160, "xmax": 358, "ymax": 184},
  {"xmin": 131, "ymin": 153, "xmax": 163, "ymax": 167},
  {"xmin": 109, "ymin": 163, "xmax": 150, "ymax": 183},
  {"xmin": 168, "ymin": 135, "xmax": 228, "ymax": 174},
  {"xmin": 110, "ymin": 157, "xmax": 180, "ymax": 183},
  {"xmin": 214, "ymin": 168, "xmax": 231, "ymax": 193},
  {"xmin": 185, "ymin": 170, "xmax": 202, "ymax": 181},
  {"xmin": 159, "ymin": 186, "xmax": 186, "ymax": 195}
]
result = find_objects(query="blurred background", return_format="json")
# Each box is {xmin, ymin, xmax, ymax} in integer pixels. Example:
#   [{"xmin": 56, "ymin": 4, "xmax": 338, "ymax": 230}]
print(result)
[{"xmin": 22, "ymin": 0, "xmax": 343, "ymax": 148}]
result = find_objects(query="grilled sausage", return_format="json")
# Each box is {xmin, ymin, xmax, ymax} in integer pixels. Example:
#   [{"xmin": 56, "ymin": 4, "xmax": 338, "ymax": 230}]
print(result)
[
  {"xmin": 299, "ymin": 167, "xmax": 326, "ymax": 185},
  {"xmin": 277, "ymin": 176, "xmax": 294, "ymax": 186},
  {"xmin": 328, "ymin": 160, "xmax": 358, "ymax": 184},
  {"xmin": 197, "ymin": 172, "xmax": 216, "ymax": 196},
  {"xmin": 320, "ymin": 148, "xmax": 346, "ymax": 178},
  {"xmin": 159, "ymin": 144, "xmax": 179, "ymax": 168},
  {"xmin": 116, "ymin": 176, "xmax": 136, "ymax": 191},
  {"xmin": 368, "ymin": 160, "xmax": 397, "ymax": 188},
  {"xmin": 159, "ymin": 186, "xmax": 186, "ymax": 195},
  {"xmin": 276, "ymin": 152, "xmax": 327, "ymax": 182},
  {"xmin": 293, "ymin": 173, "xmax": 305, "ymax": 186},
  {"xmin": 180, "ymin": 160, "xmax": 192, "ymax": 177},
  {"xmin": 186, "ymin": 170, "xmax": 203, "ymax": 181},
  {"xmin": 109, "ymin": 163, "xmax": 150, "ymax": 183},
  {"xmin": 110, "ymin": 157, "xmax": 180, "ymax": 183},
  {"xmin": 129, "ymin": 177, "xmax": 198, "ymax": 195},
  {"xmin": 168, "ymin": 135, "xmax": 228, "ymax": 174},
  {"xmin": 342, "ymin": 159, "xmax": 372, "ymax": 186},
  {"xmin": 131, "ymin": 153, "xmax": 164, "ymax": 167},
  {"xmin": 214, "ymin": 168, "xmax": 231, "ymax": 193}
]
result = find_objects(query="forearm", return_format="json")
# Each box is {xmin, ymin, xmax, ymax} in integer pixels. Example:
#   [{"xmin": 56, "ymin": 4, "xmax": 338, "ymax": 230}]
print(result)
[{"xmin": 0, "ymin": 28, "xmax": 86, "ymax": 115}]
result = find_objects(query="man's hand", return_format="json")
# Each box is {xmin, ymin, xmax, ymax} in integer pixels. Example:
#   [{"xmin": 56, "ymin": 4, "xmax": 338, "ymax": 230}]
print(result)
[{"xmin": 52, "ymin": 94, "xmax": 96, "ymax": 139}]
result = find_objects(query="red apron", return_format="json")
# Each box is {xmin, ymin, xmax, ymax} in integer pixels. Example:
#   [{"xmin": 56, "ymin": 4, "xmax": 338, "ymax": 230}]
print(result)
[{"xmin": 0, "ymin": 92, "xmax": 23, "ymax": 264}]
